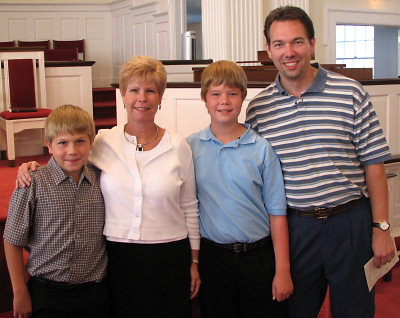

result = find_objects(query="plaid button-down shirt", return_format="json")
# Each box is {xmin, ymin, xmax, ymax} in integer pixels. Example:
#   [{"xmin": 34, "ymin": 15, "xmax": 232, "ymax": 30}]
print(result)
[{"xmin": 4, "ymin": 157, "xmax": 107, "ymax": 283}]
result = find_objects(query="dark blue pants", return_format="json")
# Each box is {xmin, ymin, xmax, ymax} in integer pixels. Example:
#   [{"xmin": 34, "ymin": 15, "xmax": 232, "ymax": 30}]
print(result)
[
  {"xmin": 287, "ymin": 197, "xmax": 375, "ymax": 318},
  {"xmin": 199, "ymin": 236, "xmax": 288, "ymax": 318}
]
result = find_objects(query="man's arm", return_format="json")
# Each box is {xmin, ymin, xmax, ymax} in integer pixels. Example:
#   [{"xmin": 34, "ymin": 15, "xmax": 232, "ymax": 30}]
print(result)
[
  {"xmin": 365, "ymin": 163, "xmax": 395, "ymax": 268},
  {"xmin": 269, "ymin": 215, "xmax": 293, "ymax": 301},
  {"xmin": 4, "ymin": 242, "xmax": 32, "ymax": 317}
]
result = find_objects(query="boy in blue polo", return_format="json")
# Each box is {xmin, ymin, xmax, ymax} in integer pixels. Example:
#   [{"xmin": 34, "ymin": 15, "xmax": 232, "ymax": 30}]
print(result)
[
  {"xmin": 186, "ymin": 60, "xmax": 293, "ymax": 318},
  {"xmin": 4, "ymin": 105, "xmax": 109, "ymax": 318}
]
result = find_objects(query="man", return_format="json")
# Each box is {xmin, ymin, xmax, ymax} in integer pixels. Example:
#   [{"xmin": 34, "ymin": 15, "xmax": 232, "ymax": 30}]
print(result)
[{"xmin": 246, "ymin": 6, "xmax": 395, "ymax": 318}]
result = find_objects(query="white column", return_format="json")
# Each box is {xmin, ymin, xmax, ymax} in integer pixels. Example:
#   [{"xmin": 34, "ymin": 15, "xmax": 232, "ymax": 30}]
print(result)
[
  {"xmin": 201, "ymin": 0, "xmax": 263, "ymax": 62},
  {"xmin": 272, "ymin": 0, "xmax": 309, "ymax": 13}
]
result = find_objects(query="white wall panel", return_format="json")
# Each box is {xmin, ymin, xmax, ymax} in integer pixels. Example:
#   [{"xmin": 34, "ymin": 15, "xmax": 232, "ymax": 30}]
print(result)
[
  {"xmin": 110, "ymin": 0, "xmax": 184, "ymax": 78},
  {"xmin": 86, "ymin": 18, "xmax": 105, "ymax": 40},
  {"xmin": 60, "ymin": 18, "xmax": 81, "ymax": 39},
  {"xmin": 8, "ymin": 19, "xmax": 28, "ymax": 39},
  {"xmin": 35, "ymin": 19, "xmax": 54, "ymax": 39},
  {"xmin": 365, "ymin": 84, "xmax": 400, "ymax": 155}
]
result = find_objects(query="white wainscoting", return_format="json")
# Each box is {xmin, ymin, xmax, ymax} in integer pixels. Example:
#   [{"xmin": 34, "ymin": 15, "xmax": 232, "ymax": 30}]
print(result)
[
  {"xmin": 0, "ymin": 3, "xmax": 113, "ymax": 87},
  {"xmin": 385, "ymin": 163, "xmax": 400, "ymax": 237},
  {"xmin": 45, "ymin": 65, "xmax": 94, "ymax": 117},
  {"xmin": 365, "ymin": 84, "xmax": 400, "ymax": 156}
]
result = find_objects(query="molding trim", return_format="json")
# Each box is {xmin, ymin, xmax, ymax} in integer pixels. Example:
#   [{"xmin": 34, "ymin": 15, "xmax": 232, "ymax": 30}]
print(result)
[{"xmin": 0, "ymin": 3, "xmax": 110, "ymax": 12}]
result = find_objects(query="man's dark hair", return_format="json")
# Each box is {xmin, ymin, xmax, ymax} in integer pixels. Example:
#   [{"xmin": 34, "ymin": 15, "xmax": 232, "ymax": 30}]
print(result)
[{"xmin": 264, "ymin": 6, "xmax": 315, "ymax": 46}]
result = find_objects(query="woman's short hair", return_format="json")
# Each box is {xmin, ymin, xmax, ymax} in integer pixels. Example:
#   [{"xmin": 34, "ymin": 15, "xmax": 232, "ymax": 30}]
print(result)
[
  {"xmin": 119, "ymin": 55, "xmax": 167, "ymax": 97},
  {"xmin": 200, "ymin": 60, "xmax": 247, "ymax": 101},
  {"xmin": 45, "ymin": 104, "xmax": 95, "ymax": 144}
]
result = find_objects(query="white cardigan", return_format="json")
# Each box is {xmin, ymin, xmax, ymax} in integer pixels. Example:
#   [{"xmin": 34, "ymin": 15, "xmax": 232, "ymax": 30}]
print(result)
[{"xmin": 90, "ymin": 125, "xmax": 200, "ymax": 250}]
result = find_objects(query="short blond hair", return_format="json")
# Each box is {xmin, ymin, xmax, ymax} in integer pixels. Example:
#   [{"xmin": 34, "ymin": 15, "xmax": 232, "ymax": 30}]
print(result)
[
  {"xmin": 45, "ymin": 105, "xmax": 95, "ymax": 144},
  {"xmin": 119, "ymin": 55, "xmax": 167, "ymax": 97},
  {"xmin": 201, "ymin": 60, "xmax": 247, "ymax": 101}
]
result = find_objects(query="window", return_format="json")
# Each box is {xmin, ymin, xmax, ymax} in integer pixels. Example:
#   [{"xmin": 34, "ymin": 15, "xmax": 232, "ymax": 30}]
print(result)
[{"xmin": 336, "ymin": 25, "xmax": 374, "ymax": 70}]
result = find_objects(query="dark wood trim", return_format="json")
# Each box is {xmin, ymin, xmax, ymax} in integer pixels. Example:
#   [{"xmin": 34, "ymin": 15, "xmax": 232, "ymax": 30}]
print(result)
[
  {"xmin": 45, "ymin": 61, "xmax": 95, "ymax": 67},
  {"xmin": 385, "ymin": 154, "xmax": 400, "ymax": 164},
  {"xmin": 160, "ymin": 59, "xmax": 213, "ymax": 65}
]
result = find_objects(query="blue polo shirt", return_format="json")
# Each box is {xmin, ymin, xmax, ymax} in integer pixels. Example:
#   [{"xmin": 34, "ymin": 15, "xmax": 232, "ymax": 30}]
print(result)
[{"xmin": 186, "ymin": 124, "xmax": 286, "ymax": 244}]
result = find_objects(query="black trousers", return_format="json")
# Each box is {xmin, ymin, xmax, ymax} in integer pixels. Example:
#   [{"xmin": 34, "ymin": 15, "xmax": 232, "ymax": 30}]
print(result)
[
  {"xmin": 28, "ymin": 277, "xmax": 110, "ymax": 318},
  {"xmin": 106, "ymin": 238, "xmax": 191, "ymax": 318},
  {"xmin": 199, "ymin": 237, "xmax": 288, "ymax": 318}
]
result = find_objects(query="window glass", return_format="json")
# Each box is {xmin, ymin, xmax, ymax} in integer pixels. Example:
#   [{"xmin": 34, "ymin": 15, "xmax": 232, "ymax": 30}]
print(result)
[
  {"xmin": 344, "ymin": 42, "xmax": 355, "ymax": 58},
  {"xmin": 366, "ymin": 40, "xmax": 374, "ymax": 57},
  {"xmin": 355, "ymin": 26, "xmax": 366, "ymax": 41},
  {"xmin": 366, "ymin": 26, "xmax": 374, "ymax": 40},
  {"xmin": 336, "ymin": 42, "xmax": 344, "ymax": 58},
  {"xmin": 345, "ymin": 25, "xmax": 355, "ymax": 41},
  {"xmin": 336, "ymin": 25, "xmax": 345, "ymax": 42},
  {"xmin": 336, "ymin": 24, "xmax": 374, "ymax": 73}
]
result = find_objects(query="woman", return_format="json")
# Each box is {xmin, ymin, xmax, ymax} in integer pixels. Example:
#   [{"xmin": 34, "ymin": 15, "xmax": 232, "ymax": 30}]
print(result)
[{"xmin": 18, "ymin": 56, "xmax": 200, "ymax": 318}]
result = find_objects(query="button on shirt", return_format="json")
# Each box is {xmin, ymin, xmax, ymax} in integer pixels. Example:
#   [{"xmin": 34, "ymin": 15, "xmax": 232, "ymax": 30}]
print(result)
[
  {"xmin": 4, "ymin": 157, "xmax": 107, "ymax": 283},
  {"xmin": 186, "ymin": 124, "xmax": 287, "ymax": 244}
]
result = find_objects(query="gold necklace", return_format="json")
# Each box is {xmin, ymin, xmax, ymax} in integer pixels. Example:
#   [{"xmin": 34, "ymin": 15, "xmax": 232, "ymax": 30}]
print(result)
[{"xmin": 123, "ymin": 124, "xmax": 159, "ymax": 151}]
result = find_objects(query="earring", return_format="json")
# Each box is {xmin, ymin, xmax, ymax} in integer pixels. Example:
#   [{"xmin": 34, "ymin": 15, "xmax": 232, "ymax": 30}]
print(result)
[
  {"xmin": 158, "ymin": 104, "xmax": 161, "ymax": 110},
  {"xmin": 123, "ymin": 103, "xmax": 126, "ymax": 109}
]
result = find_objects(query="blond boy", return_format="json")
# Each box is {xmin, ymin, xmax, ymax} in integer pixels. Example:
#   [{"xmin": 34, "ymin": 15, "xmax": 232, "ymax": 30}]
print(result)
[
  {"xmin": 186, "ymin": 61, "xmax": 293, "ymax": 318},
  {"xmin": 4, "ymin": 105, "xmax": 109, "ymax": 318}
]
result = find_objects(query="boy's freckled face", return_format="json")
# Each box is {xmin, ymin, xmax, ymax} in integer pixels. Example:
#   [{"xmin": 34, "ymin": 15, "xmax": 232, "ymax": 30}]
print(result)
[
  {"xmin": 47, "ymin": 132, "xmax": 93, "ymax": 181},
  {"xmin": 204, "ymin": 83, "xmax": 243, "ymax": 125}
]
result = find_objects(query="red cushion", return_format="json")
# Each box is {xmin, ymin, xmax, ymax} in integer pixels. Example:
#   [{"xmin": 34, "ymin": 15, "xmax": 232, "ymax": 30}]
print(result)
[
  {"xmin": 45, "ymin": 48, "xmax": 78, "ymax": 61},
  {"xmin": 0, "ymin": 108, "xmax": 52, "ymax": 120},
  {"xmin": 53, "ymin": 39, "xmax": 84, "ymax": 53},
  {"xmin": 9, "ymin": 59, "xmax": 36, "ymax": 110},
  {"xmin": 0, "ymin": 41, "xmax": 15, "ymax": 48},
  {"xmin": 18, "ymin": 40, "xmax": 50, "ymax": 49}
]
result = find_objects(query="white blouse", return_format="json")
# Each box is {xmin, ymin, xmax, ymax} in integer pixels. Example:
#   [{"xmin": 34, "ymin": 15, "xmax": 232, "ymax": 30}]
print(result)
[{"xmin": 89, "ymin": 125, "xmax": 200, "ymax": 250}]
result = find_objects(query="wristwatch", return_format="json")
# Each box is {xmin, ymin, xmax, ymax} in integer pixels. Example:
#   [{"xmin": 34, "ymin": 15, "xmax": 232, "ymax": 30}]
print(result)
[{"xmin": 372, "ymin": 221, "xmax": 390, "ymax": 231}]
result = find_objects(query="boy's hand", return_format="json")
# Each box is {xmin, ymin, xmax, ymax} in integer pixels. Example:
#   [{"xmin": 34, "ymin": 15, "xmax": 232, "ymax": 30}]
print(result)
[
  {"xmin": 272, "ymin": 270, "xmax": 293, "ymax": 302},
  {"xmin": 13, "ymin": 289, "xmax": 32, "ymax": 318},
  {"xmin": 16, "ymin": 161, "xmax": 40, "ymax": 189}
]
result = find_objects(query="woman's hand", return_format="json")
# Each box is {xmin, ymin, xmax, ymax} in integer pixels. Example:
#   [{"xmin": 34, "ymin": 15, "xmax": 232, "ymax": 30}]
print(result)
[
  {"xmin": 15, "ymin": 161, "xmax": 40, "ymax": 189},
  {"xmin": 190, "ymin": 263, "xmax": 201, "ymax": 299}
]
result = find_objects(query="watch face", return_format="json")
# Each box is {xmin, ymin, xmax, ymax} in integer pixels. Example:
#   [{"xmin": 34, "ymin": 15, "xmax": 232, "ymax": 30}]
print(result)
[{"xmin": 380, "ymin": 221, "xmax": 390, "ymax": 230}]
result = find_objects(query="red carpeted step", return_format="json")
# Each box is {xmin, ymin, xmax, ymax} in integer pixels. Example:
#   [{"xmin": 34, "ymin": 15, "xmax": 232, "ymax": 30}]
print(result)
[
  {"xmin": 92, "ymin": 87, "xmax": 117, "ymax": 131},
  {"xmin": 94, "ymin": 117, "xmax": 117, "ymax": 131}
]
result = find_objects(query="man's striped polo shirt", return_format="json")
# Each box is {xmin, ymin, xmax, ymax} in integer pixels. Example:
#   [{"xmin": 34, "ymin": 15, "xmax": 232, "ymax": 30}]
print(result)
[{"xmin": 246, "ymin": 65, "xmax": 391, "ymax": 209}]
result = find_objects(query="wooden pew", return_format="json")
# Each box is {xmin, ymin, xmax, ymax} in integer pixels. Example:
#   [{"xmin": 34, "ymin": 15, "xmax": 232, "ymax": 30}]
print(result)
[{"xmin": 193, "ymin": 64, "xmax": 372, "ymax": 82}]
